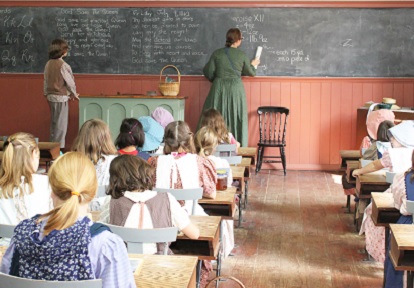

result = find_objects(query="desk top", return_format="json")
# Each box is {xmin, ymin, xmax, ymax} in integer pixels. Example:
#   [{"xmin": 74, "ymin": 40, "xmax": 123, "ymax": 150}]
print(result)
[
  {"xmin": 390, "ymin": 224, "xmax": 414, "ymax": 251},
  {"xmin": 371, "ymin": 192, "xmax": 400, "ymax": 227},
  {"xmin": 177, "ymin": 215, "xmax": 221, "ymax": 241},
  {"xmin": 340, "ymin": 150, "xmax": 361, "ymax": 159},
  {"xmin": 130, "ymin": 254, "xmax": 197, "ymax": 288},
  {"xmin": 358, "ymin": 172, "xmax": 387, "ymax": 184},
  {"xmin": 230, "ymin": 166, "xmax": 245, "ymax": 179},
  {"xmin": 199, "ymin": 186, "xmax": 236, "ymax": 206},
  {"xmin": 238, "ymin": 147, "xmax": 257, "ymax": 157},
  {"xmin": 372, "ymin": 192, "xmax": 395, "ymax": 209},
  {"xmin": 0, "ymin": 141, "xmax": 60, "ymax": 160}
]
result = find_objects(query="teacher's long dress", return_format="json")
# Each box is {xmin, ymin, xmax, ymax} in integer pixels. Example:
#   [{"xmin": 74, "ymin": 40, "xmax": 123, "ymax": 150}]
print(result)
[{"xmin": 202, "ymin": 47, "xmax": 256, "ymax": 147}]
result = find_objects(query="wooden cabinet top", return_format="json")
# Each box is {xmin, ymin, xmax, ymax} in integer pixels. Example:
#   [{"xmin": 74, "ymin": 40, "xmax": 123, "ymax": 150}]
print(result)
[{"xmin": 80, "ymin": 94, "xmax": 187, "ymax": 99}]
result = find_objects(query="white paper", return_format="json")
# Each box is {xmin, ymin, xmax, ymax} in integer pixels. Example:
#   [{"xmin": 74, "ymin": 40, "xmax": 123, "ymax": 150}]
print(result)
[{"xmin": 255, "ymin": 46, "xmax": 263, "ymax": 59}]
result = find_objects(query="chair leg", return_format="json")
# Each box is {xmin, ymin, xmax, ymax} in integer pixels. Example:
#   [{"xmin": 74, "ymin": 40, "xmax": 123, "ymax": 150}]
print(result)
[
  {"xmin": 280, "ymin": 146, "xmax": 287, "ymax": 176},
  {"xmin": 256, "ymin": 146, "xmax": 264, "ymax": 174}
]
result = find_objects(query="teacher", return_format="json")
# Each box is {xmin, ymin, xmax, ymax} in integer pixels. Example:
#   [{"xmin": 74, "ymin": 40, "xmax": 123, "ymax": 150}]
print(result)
[{"xmin": 200, "ymin": 28, "xmax": 260, "ymax": 147}]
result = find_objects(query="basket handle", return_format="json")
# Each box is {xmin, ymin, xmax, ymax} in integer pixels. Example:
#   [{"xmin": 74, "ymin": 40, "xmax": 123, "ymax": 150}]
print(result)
[
  {"xmin": 159, "ymin": 65, "xmax": 181, "ymax": 84},
  {"xmin": 206, "ymin": 276, "xmax": 245, "ymax": 288}
]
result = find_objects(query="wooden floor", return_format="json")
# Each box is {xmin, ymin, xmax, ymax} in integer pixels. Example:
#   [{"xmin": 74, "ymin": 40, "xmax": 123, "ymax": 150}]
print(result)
[{"xmin": 214, "ymin": 170, "xmax": 383, "ymax": 288}]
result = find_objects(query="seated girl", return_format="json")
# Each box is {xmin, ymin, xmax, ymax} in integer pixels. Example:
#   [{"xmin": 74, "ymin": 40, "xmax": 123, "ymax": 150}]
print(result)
[
  {"xmin": 100, "ymin": 154, "xmax": 199, "ymax": 254},
  {"xmin": 149, "ymin": 121, "xmax": 217, "ymax": 210},
  {"xmin": 115, "ymin": 118, "xmax": 151, "ymax": 161},
  {"xmin": 199, "ymin": 108, "xmax": 240, "ymax": 153},
  {"xmin": 72, "ymin": 119, "xmax": 118, "ymax": 186},
  {"xmin": 195, "ymin": 126, "xmax": 233, "ymax": 187},
  {"xmin": 151, "ymin": 107, "xmax": 175, "ymax": 129},
  {"xmin": 0, "ymin": 152, "xmax": 135, "ymax": 288},
  {"xmin": 139, "ymin": 116, "xmax": 165, "ymax": 155},
  {"xmin": 0, "ymin": 132, "xmax": 51, "ymax": 225}
]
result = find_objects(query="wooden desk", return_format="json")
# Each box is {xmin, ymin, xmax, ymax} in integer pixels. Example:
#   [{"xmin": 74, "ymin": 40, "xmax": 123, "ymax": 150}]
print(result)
[
  {"xmin": 171, "ymin": 215, "xmax": 221, "ymax": 261},
  {"xmin": 238, "ymin": 157, "xmax": 252, "ymax": 208},
  {"xmin": 230, "ymin": 166, "xmax": 245, "ymax": 227},
  {"xmin": 130, "ymin": 254, "xmax": 197, "ymax": 288},
  {"xmin": 346, "ymin": 160, "xmax": 359, "ymax": 184},
  {"xmin": 339, "ymin": 150, "xmax": 361, "ymax": 170},
  {"xmin": 0, "ymin": 246, "xmax": 197, "ymax": 288},
  {"xmin": 390, "ymin": 224, "xmax": 414, "ymax": 271},
  {"xmin": 238, "ymin": 147, "xmax": 257, "ymax": 165},
  {"xmin": 371, "ymin": 192, "xmax": 400, "ymax": 227},
  {"xmin": 355, "ymin": 172, "xmax": 390, "ymax": 199},
  {"xmin": 357, "ymin": 107, "xmax": 414, "ymax": 149},
  {"xmin": 199, "ymin": 186, "xmax": 236, "ymax": 218}
]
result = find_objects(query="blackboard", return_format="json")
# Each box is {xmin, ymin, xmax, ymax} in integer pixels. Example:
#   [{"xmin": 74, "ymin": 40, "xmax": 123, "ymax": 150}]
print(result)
[{"xmin": 1, "ymin": 7, "xmax": 414, "ymax": 76}]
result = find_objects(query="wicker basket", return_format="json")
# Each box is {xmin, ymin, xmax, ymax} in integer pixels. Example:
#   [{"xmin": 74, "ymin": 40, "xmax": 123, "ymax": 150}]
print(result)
[{"xmin": 159, "ymin": 65, "xmax": 181, "ymax": 96}]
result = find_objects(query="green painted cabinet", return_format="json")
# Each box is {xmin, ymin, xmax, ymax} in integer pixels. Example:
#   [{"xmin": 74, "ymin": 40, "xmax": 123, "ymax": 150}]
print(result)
[{"xmin": 79, "ymin": 95, "xmax": 186, "ymax": 139}]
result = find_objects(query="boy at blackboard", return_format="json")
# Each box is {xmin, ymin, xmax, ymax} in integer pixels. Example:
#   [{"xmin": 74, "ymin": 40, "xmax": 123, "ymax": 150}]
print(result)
[{"xmin": 43, "ymin": 39, "xmax": 79, "ymax": 150}]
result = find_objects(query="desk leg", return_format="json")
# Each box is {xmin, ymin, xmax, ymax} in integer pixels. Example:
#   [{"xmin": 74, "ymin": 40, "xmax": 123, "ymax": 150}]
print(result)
[
  {"xmin": 383, "ymin": 227, "xmax": 390, "ymax": 288},
  {"xmin": 244, "ymin": 180, "xmax": 248, "ymax": 209},
  {"xmin": 407, "ymin": 271, "xmax": 414, "ymax": 288},
  {"xmin": 196, "ymin": 260, "xmax": 202, "ymax": 288},
  {"xmin": 237, "ymin": 195, "xmax": 243, "ymax": 228}
]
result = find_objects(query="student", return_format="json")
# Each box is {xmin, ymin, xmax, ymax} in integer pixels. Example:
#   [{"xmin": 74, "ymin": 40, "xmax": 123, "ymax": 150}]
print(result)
[
  {"xmin": 199, "ymin": 108, "xmax": 240, "ymax": 153},
  {"xmin": 44, "ymin": 39, "xmax": 79, "ymax": 150},
  {"xmin": 100, "ymin": 155, "xmax": 199, "ymax": 254},
  {"xmin": 0, "ymin": 133, "xmax": 51, "ymax": 225},
  {"xmin": 0, "ymin": 152, "xmax": 135, "ymax": 288},
  {"xmin": 138, "ymin": 116, "xmax": 165, "ymax": 155},
  {"xmin": 149, "ymin": 121, "xmax": 217, "ymax": 207},
  {"xmin": 195, "ymin": 126, "xmax": 233, "ymax": 187},
  {"xmin": 72, "ymin": 119, "xmax": 118, "ymax": 186},
  {"xmin": 353, "ymin": 121, "xmax": 414, "ymax": 178},
  {"xmin": 384, "ymin": 151, "xmax": 414, "ymax": 287},
  {"xmin": 151, "ymin": 107, "xmax": 174, "ymax": 129},
  {"xmin": 360, "ymin": 107, "xmax": 395, "ymax": 151},
  {"xmin": 115, "ymin": 118, "xmax": 151, "ymax": 161}
]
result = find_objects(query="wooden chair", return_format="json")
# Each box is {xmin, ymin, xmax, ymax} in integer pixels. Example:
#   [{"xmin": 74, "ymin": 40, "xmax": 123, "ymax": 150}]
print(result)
[
  {"xmin": 214, "ymin": 144, "xmax": 237, "ymax": 157},
  {"xmin": 256, "ymin": 106, "xmax": 289, "ymax": 175},
  {"xmin": 0, "ymin": 274, "xmax": 102, "ymax": 288},
  {"xmin": 154, "ymin": 188, "xmax": 203, "ymax": 215},
  {"xmin": 0, "ymin": 223, "xmax": 15, "ymax": 238},
  {"xmin": 104, "ymin": 223, "xmax": 178, "ymax": 255}
]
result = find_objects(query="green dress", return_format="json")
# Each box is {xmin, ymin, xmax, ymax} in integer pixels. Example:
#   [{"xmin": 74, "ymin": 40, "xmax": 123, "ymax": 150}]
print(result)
[{"xmin": 201, "ymin": 47, "xmax": 256, "ymax": 147}]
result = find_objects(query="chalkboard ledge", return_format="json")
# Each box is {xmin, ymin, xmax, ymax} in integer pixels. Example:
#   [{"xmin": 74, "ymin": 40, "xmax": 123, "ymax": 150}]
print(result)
[{"xmin": 80, "ymin": 94, "xmax": 187, "ymax": 99}]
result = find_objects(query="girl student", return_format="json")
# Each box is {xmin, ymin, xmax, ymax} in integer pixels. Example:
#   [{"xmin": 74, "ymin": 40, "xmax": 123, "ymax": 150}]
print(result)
[
  {"xmin": 115, "ymin": 118, "xmax": 151, "ymax": 161},
  {"xmin": 149, "ymin": 120, "xmax": 217, "ymax": 206},
  {"xmin": 0, "ymin": 132, "xmax": 51, "ymax": 225},
  {"xmin": 100, "ymin": 154, "xmax": 199, "ymax": 254},
  {"xmin": 72, "ymin": 119, "xmax": 118, "ymax": 186},
  {"xmin": 0, "ymin": 152, "xmax": 135, "ymax": 288},
  {"xmin": 199, "ymin": 108, "xmax": 240, "ymax": 153},
  {"xmin": 194, "ymin": 126, "xmax": 233, "ymax": 187}
]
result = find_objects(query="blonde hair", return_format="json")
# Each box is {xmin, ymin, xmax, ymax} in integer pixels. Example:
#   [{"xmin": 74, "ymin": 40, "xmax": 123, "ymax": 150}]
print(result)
[
  {"xmin": 71, "ymin": 119, "xmax": 117, "ymax": 164},
  {"xmin": 39, "ymin": 152, "xmax": 97, "ymax": 236},
  {"xmin": 200, "ymin": 109, "xmax": 231, "ymax": 143},
  {"xmin": 164, "ymin": 121, "xmax": 196, "ymax": 154},
  {"xmin": 195, "ymin": 126, "xmax": 219, "ymax": 158},
  {"xmin": 0, "ymin": 132, "xmax": 39, "ymax": 199}
]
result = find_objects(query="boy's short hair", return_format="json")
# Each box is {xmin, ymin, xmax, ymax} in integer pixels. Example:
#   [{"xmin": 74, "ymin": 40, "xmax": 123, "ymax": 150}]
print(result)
[{"xmin": 49, "ymin": 39, "xmax": 69, "ymax": 59}]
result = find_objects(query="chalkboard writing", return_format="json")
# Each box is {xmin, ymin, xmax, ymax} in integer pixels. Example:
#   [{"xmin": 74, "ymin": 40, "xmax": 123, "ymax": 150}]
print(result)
[{"xmin": 1, "ymin": 7, "xmax": 414, "ymax": 76}]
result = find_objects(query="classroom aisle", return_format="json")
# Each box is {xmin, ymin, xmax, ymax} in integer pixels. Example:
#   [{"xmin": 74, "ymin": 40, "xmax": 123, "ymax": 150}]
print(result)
[{"xmin": 216, "ymin": 170, "xmax": 383, "ymax": 288}]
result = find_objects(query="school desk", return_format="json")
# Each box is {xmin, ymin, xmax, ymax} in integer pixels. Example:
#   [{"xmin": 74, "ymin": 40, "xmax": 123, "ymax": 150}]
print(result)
[
  {"xmin": 230, "ymin": 166, "xmax": 246, "ymax": 227},
  {"xmin": 238, "ymin": 147, "xmax": 257, "ymax": 165},
  {"xmin": 238, "ymin": 157, "xmax": 252, "ymax": 208},
  {"xmin": 199, "ymin": 186, "xmax": 236, "ymax": 219},
  {"xmin": 339, "ymin": 150, "xmax": 361, "ymax": 170},
  {"xmin": 389, "ymin": 224, "xmax": 414, "ymax": 287},
  {"xmin": 0, "ymin": 246, "xmax": 198, "ymax": 288},
  {"xmin": 130, "ymin": 254, "xmax": 198, "ymax": 288},
  {"xmin": 355, "ymin": 172, "xmax": 390, "ymax": 199}
]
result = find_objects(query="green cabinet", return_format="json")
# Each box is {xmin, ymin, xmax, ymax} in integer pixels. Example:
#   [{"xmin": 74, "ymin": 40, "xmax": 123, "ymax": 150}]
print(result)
[{"xmin": 79, "ymin": 95, "xmax": 186, "ymax": 139}]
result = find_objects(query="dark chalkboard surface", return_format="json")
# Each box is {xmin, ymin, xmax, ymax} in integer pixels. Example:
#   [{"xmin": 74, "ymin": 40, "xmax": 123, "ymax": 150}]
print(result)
[{"xmin": 1, "ymin": 7, "xmax": 414, "ymax": 76}]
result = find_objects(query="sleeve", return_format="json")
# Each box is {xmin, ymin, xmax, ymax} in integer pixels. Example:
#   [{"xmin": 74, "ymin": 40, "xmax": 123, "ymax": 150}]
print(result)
[
  {"xmin": 241, "ymin": 53, "xmax": 256, "ymax": 77},
  {"xmin": 203, "ymin": 52, "xmax": 216, "ymax": 82},
  {"xmin": 392, "ymin": 173, "xmax": 409, "ymax": 214},
  {"xmin": 91, "ymin": 231, "xmax": 136, "ymax": 288},
  {"xmin": 61, "ymin": 62, "xmax": 77, "ymax": 96},
  {"xmin": 197, "ymin": 156, "xmax": 217, "ymax": 197},
  {"xmin": 0, "ymin": 240, "xmax": 15, "ymax": 274},
  {"xmin": 360, "ymin": 136, "xmax": 372, "ymax": 150},
  {"xmin": 167, "ymin": 193, "xmax": 191, "ymax": 230},
  {"xmin": 380, "ymin": 151, "xmax": 392, "ymax": 169},
  {"xmin": 148, "ymin": 156, "xmax": 158, "ymax": 186},
  {"xmin": 229, "ymin": 133, "xmax": 238, "ymax": 145},
  {"xmin": 43, "ymin": 62, "xmax": 49, "ymax": 96}
]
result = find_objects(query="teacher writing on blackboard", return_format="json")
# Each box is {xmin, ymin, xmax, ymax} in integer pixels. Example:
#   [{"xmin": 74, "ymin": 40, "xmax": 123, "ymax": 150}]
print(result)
[
  {"xmin": 200, "ymin": 28, "xmax": 260, "ymax": 147},
  {"xmin": 43, "ymin": 39, "xmax": 79, "ymax": 150}
]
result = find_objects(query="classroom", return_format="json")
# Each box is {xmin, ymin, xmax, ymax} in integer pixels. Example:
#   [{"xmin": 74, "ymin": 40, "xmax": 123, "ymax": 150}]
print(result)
[{"xmin": 1, "ymin": 0, "xmax": 414, "ymax": 287}]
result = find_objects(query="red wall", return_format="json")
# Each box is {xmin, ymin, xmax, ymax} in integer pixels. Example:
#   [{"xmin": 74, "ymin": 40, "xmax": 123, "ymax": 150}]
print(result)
[
  {"xmin": 2, "ymin": 1, "xmax": 414, "ymax": 171},
  {"xmin": 1, "ymin": 74, "xmax": 413, "ymax": 170}
]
